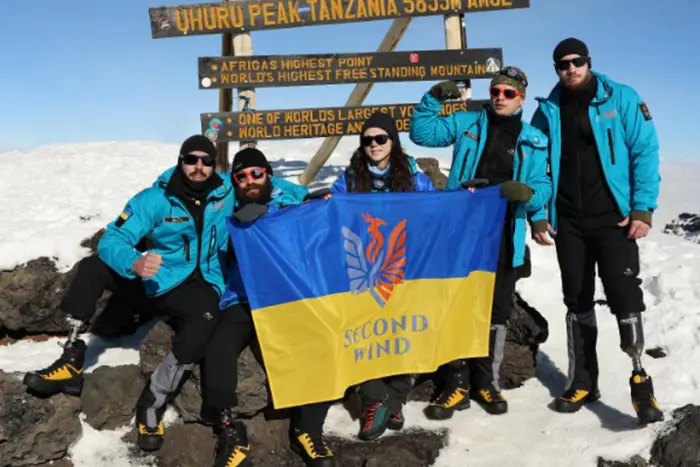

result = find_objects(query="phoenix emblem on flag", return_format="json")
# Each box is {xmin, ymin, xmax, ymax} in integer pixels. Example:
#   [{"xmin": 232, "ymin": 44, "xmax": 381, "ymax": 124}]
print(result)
[{"xmin": 342, "ymin": 213, "xmax": 407, "ymax": 307}]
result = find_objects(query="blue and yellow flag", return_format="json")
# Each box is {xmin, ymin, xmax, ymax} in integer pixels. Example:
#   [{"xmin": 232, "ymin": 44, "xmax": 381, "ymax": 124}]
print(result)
[{"xmin": 227, "ymin": 186, "xmax": 507, "ymax": 409}]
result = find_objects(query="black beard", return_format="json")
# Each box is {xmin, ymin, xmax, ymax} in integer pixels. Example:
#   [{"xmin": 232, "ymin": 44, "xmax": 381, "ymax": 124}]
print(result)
[{"xmin": 235, "ymin": 180, "xmax": 273, "ymax": 208}]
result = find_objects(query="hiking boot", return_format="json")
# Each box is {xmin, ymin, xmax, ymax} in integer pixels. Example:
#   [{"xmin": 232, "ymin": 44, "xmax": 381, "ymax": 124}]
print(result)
[
  {"xmin": 290, "ymin": 428, "xmax": 335, "ymax": 467},
  {"xmin": 423, "ymin": 385, "xmax": 470, "ymax": 420},
  {"xmin": 554, "ymin": 387, "xmax": 600, "ymax": 413},
  {"xmin": 213, "ymin": 419, "xmax": 252, "ymax": 467},
  {"xmin": 135, "ymin": 384, "xmax": 166, "ymax": 452},
  {"xmin": 471, "ymin": 384, "xmax": 508, "ymax": 415},
  {"xmin": 630, "ymin": 370, "xmax": 664, "ymax": 424},
  {"xmin": 23, "ymin": 339, "xmax": 86, "ymax": 397},
  {"xmin": 387, "ymin": 408, "xmax": 405, "ymax": 431},
  {"xmin": 357, "ymin": 401, "xmax": 390, "ymax": 441}
]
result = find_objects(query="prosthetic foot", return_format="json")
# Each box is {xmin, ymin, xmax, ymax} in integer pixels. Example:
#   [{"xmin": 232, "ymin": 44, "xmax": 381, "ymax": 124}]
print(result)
[
  {"xmin": 424, "ymin": 360, "xmax": 471, "ymax": 420},
  {"xmin": 617, "ymin": 313, "xmax": 664, "ymax": 424},
  {"xmin": 213, "ymin": 410, "xmax": 252, "ymax": 467},
  {"xmin": 23, "ymin": 319, "xmax": 86, "ymax": 397}
]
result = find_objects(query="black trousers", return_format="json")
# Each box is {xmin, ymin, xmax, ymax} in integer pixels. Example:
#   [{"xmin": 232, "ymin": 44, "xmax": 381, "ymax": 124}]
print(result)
[
  {"xmin": 357, "ymin": 375, "xmax": 413, "ymax": 413},
  {"xmin": 555, "ymin": 214, "xmax": 645, "ymax": 316},
  {"xmin": 62, "ymin": 255, "xmax": 220, "ymax": 364},
  {"xmin": 491, "ymin": 226, "xmax": 518, "ymax": 326},
  {"xmin": 203, "ymin": 304, "xmax": 331, "ymax": 433}
]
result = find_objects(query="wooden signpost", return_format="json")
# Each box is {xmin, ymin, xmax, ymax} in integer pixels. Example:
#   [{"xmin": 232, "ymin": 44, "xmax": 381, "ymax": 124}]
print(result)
[{"xmin": 147, "ymin": 0, "xmax": 530, "ymax": 176}]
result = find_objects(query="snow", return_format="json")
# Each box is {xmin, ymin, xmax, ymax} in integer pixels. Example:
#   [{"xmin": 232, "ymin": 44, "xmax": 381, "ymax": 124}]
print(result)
[{"xmin": 0, "ymin": 141, "xmax": 699, "ymax": 466}]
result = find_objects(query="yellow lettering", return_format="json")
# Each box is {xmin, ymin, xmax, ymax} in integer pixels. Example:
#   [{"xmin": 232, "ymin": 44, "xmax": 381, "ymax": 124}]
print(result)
[
  {"xmin": 387, "ymin": 0, "xmax": 398, "ymax": 15},
  {"xmin": 277, "ymin": 1, "xmax": 289, "ymax": 24},
  {"xmin": 319, "ymin": 0, "xmax": 331, "ymax": 20},
  {"xmin": 190, "ymin": 7, "xmax": 204, "ymax": 31},
  {"xmin": 345, "ymin": 0, "xmax": 356, "ymax": 19},
  {"xmin": 306, "ymin": 0, "xmax": 319, "ymax": 20},
  {"xmin": 175, "ymin": 9, "xmax": 189, "ymax": 33},
  {"xmin": 416, "ymin": 0, "xmax": 427, "ymax": 13},
  {"xmin": 367, "ymin": 0, "xmax": 381, "ymax": 16},
  {"xmin": 288, "ymin": 1, "xmax": 302, "ymax": 23},
  {"xmin": 203, "ymin": 8, "xmax": 216, "ymax": 29},
  {"xmin": 262, "ymin": 2, "xmax": 276, "ymax": 25}
]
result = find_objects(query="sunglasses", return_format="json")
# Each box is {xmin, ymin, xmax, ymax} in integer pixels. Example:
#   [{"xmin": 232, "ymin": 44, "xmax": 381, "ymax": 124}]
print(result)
[
  {"xmin": 361, "ymin": 134, "xmax": 390, "ymax": 146},
  {"xmin": 232, "ymin": 167, "xmax": 267, "ymax": 184},
  {"xmin": 497, "ymin": 66, "xmax": 528, "ymax": 87},
  {"xmin": 555, "ymin": 56, "xmax": 590, "ymax": 70},
  {"xmin": 180, "ymin": 153, "xmax": 216, "ymax": 167},
  {"xmin": 490, "ymin": 87, "xmax": 521, "ymax": 99}
]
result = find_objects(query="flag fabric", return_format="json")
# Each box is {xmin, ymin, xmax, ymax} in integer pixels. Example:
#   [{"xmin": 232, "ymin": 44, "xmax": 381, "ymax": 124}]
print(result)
[{"xmin": 227, "ymin": 185, "xmax": 508, "ymax": 409}]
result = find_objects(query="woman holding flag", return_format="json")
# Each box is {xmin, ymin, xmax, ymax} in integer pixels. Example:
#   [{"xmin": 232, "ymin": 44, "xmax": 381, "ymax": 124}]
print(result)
[{"xmin": 329, "ymin": 110, "xmax": 435, "ymax": 441}]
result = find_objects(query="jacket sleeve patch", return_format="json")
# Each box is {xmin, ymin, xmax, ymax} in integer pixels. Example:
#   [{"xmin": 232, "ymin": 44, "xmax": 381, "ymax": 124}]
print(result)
[
  {"xmin": 639, "ymin": 102, "xmax": 652, "ymax": 121},
  {"xmin": 115, "ymin": 207, "xmax": 132, "ymax": 228}
]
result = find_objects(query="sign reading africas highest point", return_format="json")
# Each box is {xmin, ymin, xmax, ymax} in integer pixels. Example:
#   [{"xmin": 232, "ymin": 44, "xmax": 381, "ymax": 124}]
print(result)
[
  {"xmin": 201, "ymin": 100, "xmax": 489, "ymax": 142},
  {"xmin": 199, "ymin": 49, "xmax": 502, "ymax": 89},
  {"xmin": 150, "ymin": 0, "xmax": 530, "ymax": 38}
]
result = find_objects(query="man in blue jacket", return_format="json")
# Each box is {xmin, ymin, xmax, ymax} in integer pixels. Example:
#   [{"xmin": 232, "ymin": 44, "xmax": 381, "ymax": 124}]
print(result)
[
  {"xmin": 409, "ymin": 66, "xmax": 551, "ymax": 419},
  {"xmin": 202, "ymin": 148, "xmax": 335, "ymax": 467},
  {"xmin": 529, "ymin": 38, "xmax": 663, "ymax": 424},
  {"xmin": 23, "ymin": 135, "xmax": 235, "ymax": 451}
]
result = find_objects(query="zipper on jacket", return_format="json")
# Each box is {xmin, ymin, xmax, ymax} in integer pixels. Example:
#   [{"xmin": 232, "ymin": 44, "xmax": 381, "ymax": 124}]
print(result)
[
  {"xmin": 182, "ymin": 235, "xmax": 191, "ymax": 261},
  {"xmin": 607, "ymin": 129, "xmax": 616, "ymax": 165},
  {"xmin": 458, "ymin": 149, "xmax": 471, "ymax": 183},
  {"xmin": 207, "ymin": 226, "xmax": 216, "ymax": 273}
]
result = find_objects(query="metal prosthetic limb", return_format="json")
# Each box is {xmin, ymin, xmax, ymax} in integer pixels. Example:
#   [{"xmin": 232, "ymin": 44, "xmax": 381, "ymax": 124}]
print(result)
[
  {"xmin": 616, "ymin": 312, "xmax": 645, "ymax": 373},
  {"xmin": 66, "ymin": 317, "xmax": 85, "ymax": 344}
]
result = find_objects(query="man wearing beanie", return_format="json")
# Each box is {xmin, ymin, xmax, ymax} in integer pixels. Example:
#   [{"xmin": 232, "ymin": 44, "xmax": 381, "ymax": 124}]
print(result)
[
  {"xmin": 409, "ymin": 67, "xmax": 551, "ymax": 419},
  {"xmin": 529, "ymin": 38, "xmax": 663, "ymax": 424},
  {"xmin": 23, "ymin": 134, "xmax": 236, "ymax": 451},
  {"xmin": 201, "ymin": 147, "xmax": 335, "ymax": 467}
]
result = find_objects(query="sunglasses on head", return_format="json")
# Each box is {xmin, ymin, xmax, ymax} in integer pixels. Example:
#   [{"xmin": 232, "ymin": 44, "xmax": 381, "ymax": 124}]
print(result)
[
  {"xmin": 180, "ymin": 153, "xmax": 216, "ymax": 167},
  {"xmin": 361, "ymin": 134, "xmax": 390, "ymax": 146},
  {"xmin": 490, "ymin": 87, "xmax": 521, "ymax": 99},
  {"xmin": 232, "ymin": 167, "xmax": 267, "ymax": 184},
  {"xmin": 497, "ymin": 66, "xmax": 528, "ymax": 87},
  {"xmin": 555, "ymin": 56, "xmax": 590, "ymax": 70}
]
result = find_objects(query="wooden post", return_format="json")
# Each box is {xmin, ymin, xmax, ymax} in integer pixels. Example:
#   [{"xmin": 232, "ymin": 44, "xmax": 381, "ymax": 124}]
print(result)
[
  {"xmin": 297, "ymin": 18, "xmax": 412, "ymax": 186},
  {"xmin": 216, "ymin": 9, "xmax": 233, "ymax": 172},
  {"xmin": 444, "ymin": 13, "xmax": 471, "ymax": 101},
  {"xmin": 234, "ymin": 32, "xmax": 256, "ymax": 154}
]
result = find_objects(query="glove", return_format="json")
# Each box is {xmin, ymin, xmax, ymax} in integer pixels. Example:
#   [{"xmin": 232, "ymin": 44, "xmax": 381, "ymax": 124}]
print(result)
[
  {"xmin": 630, "ymin": 210, "xmax": 652, "ymax": 227},
  {"xmin": 233, "ymin": 203, "xmax": 269, "ymax": 223},
  {"xmin": 429, "ymin": 81, "xmax": 461, "ymax": 101},
  {"xmin": 305, "ymin": 187, "xmax": 331, "ymax": 201},
  {"xmin": 531, "ymin": 220, "xmax": 549, "ymax": 234},
  {"xmin": 500, "ymin": 181, "xmax": 533, "ymax": 203}
]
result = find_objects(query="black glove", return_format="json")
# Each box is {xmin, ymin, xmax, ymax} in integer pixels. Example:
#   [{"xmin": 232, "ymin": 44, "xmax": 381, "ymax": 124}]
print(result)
[
  {"xmin": 429, "ymin": 81, "xmax": 461, "ymax": 101},
  {"xmin": 232, "ymin": 203, "xmax": 269, "ymax": 223},
  {"xmin": 304, "ymin": 187, "xmax": 331, "ymax": 201}
]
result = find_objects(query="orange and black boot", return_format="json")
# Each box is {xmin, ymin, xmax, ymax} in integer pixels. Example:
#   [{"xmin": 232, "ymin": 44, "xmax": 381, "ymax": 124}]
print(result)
[
  {"xmin": 23, "ymin": 339, "xmax": 86, "ymax": 397},
  {"xmin": 423, "ymin": 360, "xmax": 471, "ymax": 420},
  {"xmin": 135, "ymin": 383, "xmax": 167, "ymax": 452},
  {"xmin": 213, "ymin": 411, "xmax": 253, "ymax": 467},
  {"xmin": 471, "ymin": 383, "xmax": 508, "ymax": 415},
  {"xmin": 357, "ymin": 401, "xmax": 390, "ymax": 441},
  {"xmin": 470, "ymin": 325, "xmax": 508, "ymax": 415},
  {"xmin": 630, "ymin": 370, "xmax": 664, "ymax": 424},
  {"xmin": 290, "ymin": 428, "xmax": 335, "ymax": 467}
]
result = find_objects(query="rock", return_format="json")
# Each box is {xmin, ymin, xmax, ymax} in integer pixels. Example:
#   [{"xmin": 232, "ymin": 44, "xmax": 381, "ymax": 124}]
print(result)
[
  {"xmin": 645, "ymin": 347, "xmax": 668, "ymax": 359},
  {"xmin": 147, "ymin": 423, "xmax": 217, "ymax": 467},
  {"xmin": 597, "ymin": 455, "xmax": 648, "ymax": 467},
  {"xmin": 0, "ymin": 370, "xmax": 81, "ymax": 467},
  {"xmin": 82, "ymin": 365, "xmax": 145, "ymax": 430},
  {"xmin": 663, "ymin": 212, "xmax": 700, "ymax": 244},
  {"xmin": 415, "ymin": 158, "xmax": 447, "ymax": 189},
  {"xmin": 649, "ymin": 404, "xmax": 700, "ymax": 467}
]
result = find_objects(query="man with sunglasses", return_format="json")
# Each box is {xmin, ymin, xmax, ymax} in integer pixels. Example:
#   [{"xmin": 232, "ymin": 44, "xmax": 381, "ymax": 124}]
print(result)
[
  {"xmin": 23, "ymin": 134, "xmax": 235, "ymax": 451},
  {"xmin": 202, "ymin": 147, "xmax": 335, "ymax": 467},
  {"xmin": 529, "ymin": 38, "xmax": 663, "ymax": 424},
  {"xmin": 409, "ymin": 66, "xmax": 551, "ymax": 420}
]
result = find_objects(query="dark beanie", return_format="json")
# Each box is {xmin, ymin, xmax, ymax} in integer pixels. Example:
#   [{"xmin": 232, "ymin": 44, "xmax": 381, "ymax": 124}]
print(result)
[
  {"xmin": 553, "ymin": 38, "xmax": 589, "ymax": 62},
  {"xmin": 231, "ymin": 147, "xmax": 272, "ymax": 175},
  {"xmin": 180, "ymin": 134, "xmax": 217, "ymax": 159},
  {"xmin": 361, "ymin": 111, "xmax": 400, "ymax": 147}
]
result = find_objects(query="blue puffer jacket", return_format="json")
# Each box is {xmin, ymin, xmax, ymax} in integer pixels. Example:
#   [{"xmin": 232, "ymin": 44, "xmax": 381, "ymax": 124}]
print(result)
[
  {"xmin": 98, "ymin": 166, "xmax": 235, "ymax": 297},
  {"xmin": 409, "ymin": 91, "xmax": 551, "ymax": 268},
  {"xmin": 219, "ymin": 176, "xmax": 309, "ymax": 310},
  {"xmin": 529, "ymin": 71, "xmax": 661, "ymax": 231},
  {"xmin": 329, "ymin": 155, "xmax": 435, "ymax": 193}
]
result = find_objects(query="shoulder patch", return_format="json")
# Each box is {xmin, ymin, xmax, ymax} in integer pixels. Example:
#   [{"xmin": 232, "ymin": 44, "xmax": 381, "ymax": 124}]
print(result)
[
  {"xmin": 639, "ymin": 102, "xmax": 652, "ymax": 121},
  {"xmin": 115, "ymin": 207, "xmax": 133, "ymax": 228}
]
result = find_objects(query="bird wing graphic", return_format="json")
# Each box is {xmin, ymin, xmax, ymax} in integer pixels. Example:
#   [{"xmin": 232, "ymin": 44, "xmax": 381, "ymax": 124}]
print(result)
[
  {"xmin": 342, "ymin": 226, "xmax": 369, "ymax": 294},
  {"xmin": 375, "ymin": 219, "xmax": 407, "ymax": 301}
]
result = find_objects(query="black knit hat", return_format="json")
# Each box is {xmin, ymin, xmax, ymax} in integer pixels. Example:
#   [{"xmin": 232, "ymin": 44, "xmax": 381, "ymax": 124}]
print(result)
[
  {"xmin": 361, "ymin": 111, "xmax": 401, "ymax": 147},
  {"xmin": 180, "ymin": 134, "xmax": 217, "ymax": 159},
  {"xmin": 553, "ymin": 38, "xmax": 589, "ymax": 62},
  {"xmin": 231, "ymin": 147, "xmax": 272, "ymax": 175}
]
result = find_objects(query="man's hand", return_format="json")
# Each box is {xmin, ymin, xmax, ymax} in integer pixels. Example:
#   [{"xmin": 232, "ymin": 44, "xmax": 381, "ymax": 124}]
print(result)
[
  {"xmin": 618, "ymin": 211, "xmax": 651, "ymax": 239},
  {"xmin": 429, "ymin": 81, "xmax": 461, "ymax": 101},
  {"xmin": 532, "ymin": 220, "xmax": 555, "ymax": 246},
  {"xmin": 132, "ymin": 253, "xmax": 162, "ymax": 278}
]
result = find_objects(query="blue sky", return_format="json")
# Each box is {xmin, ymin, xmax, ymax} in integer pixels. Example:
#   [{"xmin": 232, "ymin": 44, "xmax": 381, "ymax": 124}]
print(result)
[{"xmin": 0, "ymin": 0, "xmax": 696, "ymax": 159}]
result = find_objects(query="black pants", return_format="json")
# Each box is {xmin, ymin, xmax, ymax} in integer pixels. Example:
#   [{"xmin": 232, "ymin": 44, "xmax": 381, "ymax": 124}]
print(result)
[
  {"xmin": 357, "ymin": 375, "xmax": 413, "ymax": 413},
  {"xmin": 491, "ymin": 226, "xmax": 518, "ymax": 326},
  {"xmin": 555, "ymin": 214, "xmax": 645, "ymax": 316},
  {"xmin": 203, "ymin": 304, "xmax": 331, "ymax": 433},
  {"xmin": 62, "ymin": 255, "xmax": 220, "ymax": 364}
]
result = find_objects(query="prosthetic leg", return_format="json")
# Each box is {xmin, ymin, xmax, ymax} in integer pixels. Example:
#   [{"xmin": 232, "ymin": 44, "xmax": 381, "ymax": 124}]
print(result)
[
  {"xmin": 423, "ymin": 359, "xmax": 471, "ymax": 420},
  {"xmin": 23, "ymin": 317, "xmax": 87, "ymax": 396},
  {"xmin": 617, "ymin": 312, "xmax": 664, "ymax": 424},
  {"xmin": 213, "ymin": 408, "xmax": 252, "ymax": 467}
]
